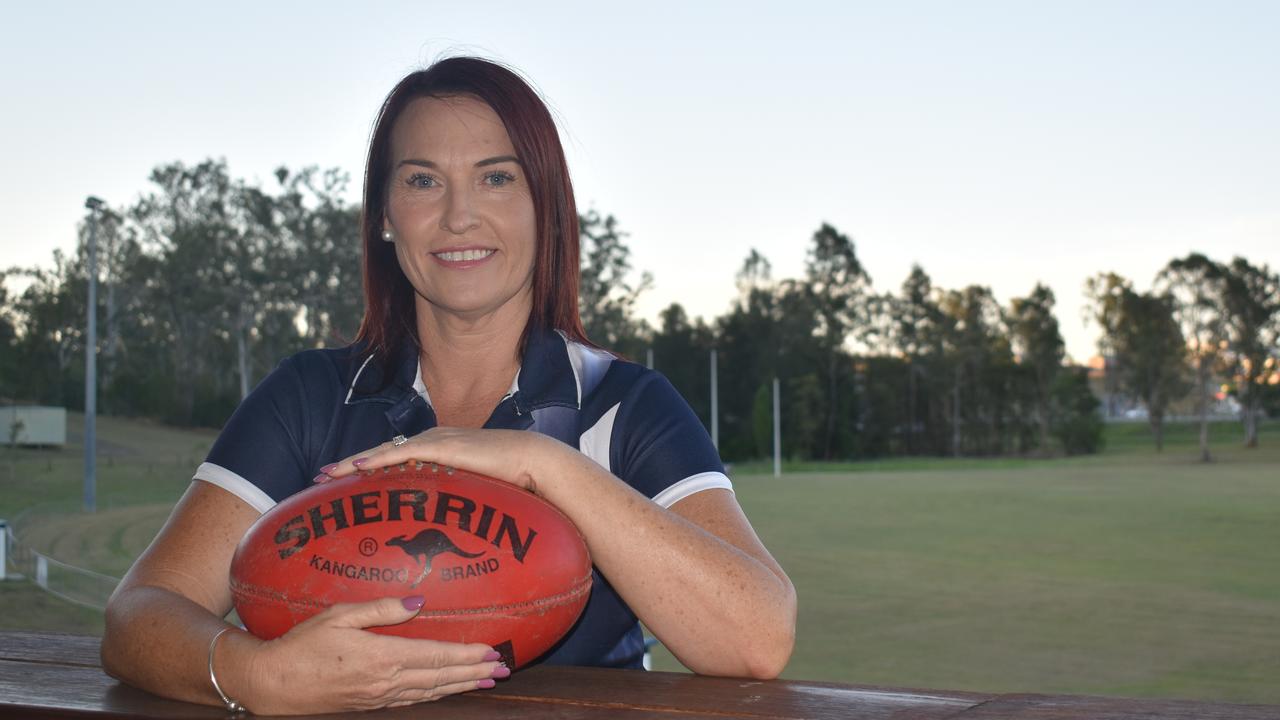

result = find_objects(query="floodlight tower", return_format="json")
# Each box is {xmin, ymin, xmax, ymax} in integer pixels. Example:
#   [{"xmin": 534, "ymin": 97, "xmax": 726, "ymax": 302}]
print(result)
[{"xmin": 83, "ymin": 196, "xmax": 105, "ymax": 513}]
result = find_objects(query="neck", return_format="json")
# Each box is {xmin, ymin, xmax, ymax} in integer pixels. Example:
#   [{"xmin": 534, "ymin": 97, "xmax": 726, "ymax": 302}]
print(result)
[{"xmin": 412, "ymin": 294, "xmax": 531, "ymax": 422}]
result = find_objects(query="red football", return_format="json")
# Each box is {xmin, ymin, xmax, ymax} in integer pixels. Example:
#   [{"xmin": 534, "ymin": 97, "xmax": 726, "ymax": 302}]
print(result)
[{"xmin": 230, "ymin": 464, "xmax": 592, "ymax": 668}]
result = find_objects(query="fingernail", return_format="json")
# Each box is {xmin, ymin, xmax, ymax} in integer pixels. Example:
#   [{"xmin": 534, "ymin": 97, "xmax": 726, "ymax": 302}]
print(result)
[
  {"xmin": 483, "ymin": 650, "xmax": 501, "ymax": 662},
  {"xmin": 401, "ymin": 595, "xmax": 425, "ymax": 611},
  {"xmin": 311, "ymin": 473, "xmax": 330, "ymax": 484},
  {"xmin": 352, "ymin": 457, "xmax": 369, "ymax": 467},
  {"xmin": 477, "ymin": 678, "xmax": 496, "ymax": 689},
  {"xmin": 490, "ymin": 664, "xmax": 511, "ymax": 679},
  {"xmin": 319, "ymin": 463, "xmax": 338, "ymax": 474}
]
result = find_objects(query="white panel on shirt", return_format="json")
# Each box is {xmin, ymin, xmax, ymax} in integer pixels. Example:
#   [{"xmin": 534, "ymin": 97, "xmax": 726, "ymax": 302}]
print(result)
[
  {"xmin": 193, "ymin": 462, "xmax": 276, "ymax": 514},
  {"xmin": 577, "ymin": 403, "xmax": 733, "ymax": 509}
]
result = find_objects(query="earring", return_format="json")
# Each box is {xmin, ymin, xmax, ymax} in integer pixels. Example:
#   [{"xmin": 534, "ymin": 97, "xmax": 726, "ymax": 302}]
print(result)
[{"xmin": 382, "ymin": 229, "xmax": 394, "ymax": 242}]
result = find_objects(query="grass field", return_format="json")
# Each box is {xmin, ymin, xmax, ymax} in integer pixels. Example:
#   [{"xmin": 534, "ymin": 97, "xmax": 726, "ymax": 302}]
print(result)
[{"xmin": 3, "ymin": 414, "xmax": 1277, "ymax": 703}]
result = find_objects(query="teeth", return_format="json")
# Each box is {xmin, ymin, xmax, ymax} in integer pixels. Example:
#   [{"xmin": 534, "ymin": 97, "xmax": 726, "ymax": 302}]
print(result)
[{"xmin": 436, "ymin": 249, "xmax": 494, "ymax": 262}]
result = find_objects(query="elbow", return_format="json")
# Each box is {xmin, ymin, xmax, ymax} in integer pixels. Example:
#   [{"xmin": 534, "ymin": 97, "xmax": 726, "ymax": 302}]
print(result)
[
  {"xmin": 736, "ymin": 579, "xmax": 798, "ymax": 680},
  {"xmin": 745, "ymin": 607, "xmax": 796, "ymax": 680},
  {"xmin": 100, "ymin": 592, "xmax": 129, "ymax": 681}
]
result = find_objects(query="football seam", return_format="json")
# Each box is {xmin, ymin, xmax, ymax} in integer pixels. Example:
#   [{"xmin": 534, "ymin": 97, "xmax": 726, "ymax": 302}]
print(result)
[{"xmin": 230, "ymin": 576, "xmax": 592, "ymax": 616}]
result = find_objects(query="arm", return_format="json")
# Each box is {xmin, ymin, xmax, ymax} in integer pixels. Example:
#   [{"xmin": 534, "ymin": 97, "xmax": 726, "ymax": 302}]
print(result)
[
  {"xmin": 327, "ymin": 429, "xmax": 797, "ymax": 679},
  {"xmin": 102, "ymin": 480, "xmax": 504, "ymax": 715}
]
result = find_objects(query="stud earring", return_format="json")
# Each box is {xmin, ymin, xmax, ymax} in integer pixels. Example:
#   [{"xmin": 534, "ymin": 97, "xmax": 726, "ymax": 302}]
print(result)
[{"xmin": 382, "ymin": 229, "xmax": 394, "ymax": 242}]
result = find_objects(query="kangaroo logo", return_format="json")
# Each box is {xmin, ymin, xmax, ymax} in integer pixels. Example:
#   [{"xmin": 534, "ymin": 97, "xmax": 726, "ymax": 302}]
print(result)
[{"xmin": 386, "ymin": 529, "xmax": 485, "ymax": 587}]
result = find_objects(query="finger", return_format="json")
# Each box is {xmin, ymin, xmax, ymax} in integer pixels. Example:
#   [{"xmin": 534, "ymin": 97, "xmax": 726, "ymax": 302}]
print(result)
[
  {"xmin": 397, "ymin": 660, "xmax": 506, "ymax": 691},
  {"xmin": 323, "ymin": 441, "xmax": 400, "ymax": 479},
  {"xmin": 385, "ymin": 635, "xmax": 502, "ymax": 668},
  {"xmin": 323, "ymin": 596, "xmax": 426, "ymax": 629},
  {"xmin": 385, "ymin": 678, "xmax": 495, "ymax": 707}
]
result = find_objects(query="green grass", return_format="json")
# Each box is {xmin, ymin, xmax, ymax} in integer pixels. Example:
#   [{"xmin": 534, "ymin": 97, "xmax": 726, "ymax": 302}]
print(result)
[{"xmin": 3, "ymin": 414, "xmax": 1278, "ymax": 704}]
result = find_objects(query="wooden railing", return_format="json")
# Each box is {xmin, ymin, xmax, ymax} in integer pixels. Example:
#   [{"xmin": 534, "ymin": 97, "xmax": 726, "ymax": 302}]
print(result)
[{"xmin": 1, "ymin": 631, "xmax": 1275, "ymax": 719}]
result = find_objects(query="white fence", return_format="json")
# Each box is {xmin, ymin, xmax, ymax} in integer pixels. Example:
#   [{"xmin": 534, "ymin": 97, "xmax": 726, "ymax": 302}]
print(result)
[{"xmin": 2, "ymin": 521, "xmax": 119, "ymax": 611}]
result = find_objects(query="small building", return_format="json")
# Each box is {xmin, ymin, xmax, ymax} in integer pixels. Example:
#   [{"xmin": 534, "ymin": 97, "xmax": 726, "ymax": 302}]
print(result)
[{"xmin": 1, "ymin": 406, "xmax": 67, "ymax": 447}]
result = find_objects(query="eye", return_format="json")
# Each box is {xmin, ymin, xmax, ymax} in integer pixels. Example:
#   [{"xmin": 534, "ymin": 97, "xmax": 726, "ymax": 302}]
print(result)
[
  {"xmin": 484, "ymin": 170, "xmax": 517, "ymax": 187},
  {"xmin": 406, "ymin": 172, "xmax": 438, "ymax": 189}
]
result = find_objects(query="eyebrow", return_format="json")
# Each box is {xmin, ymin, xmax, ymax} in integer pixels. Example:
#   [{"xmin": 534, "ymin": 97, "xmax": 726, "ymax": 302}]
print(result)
[{"xmin": 397, "ymin": 155, "xmax": 521, "ymax": 170}]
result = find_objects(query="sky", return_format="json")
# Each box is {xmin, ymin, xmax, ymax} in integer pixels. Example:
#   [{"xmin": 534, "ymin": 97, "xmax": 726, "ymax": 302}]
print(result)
[{"xmin": 2, "ymin": 1, "xmax": 1277, "ymax": 362}]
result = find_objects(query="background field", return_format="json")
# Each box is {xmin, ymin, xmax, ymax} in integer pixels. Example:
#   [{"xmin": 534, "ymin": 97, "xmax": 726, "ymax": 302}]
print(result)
[{"xmin": 2, "ymin": 415, "xmax": 1277, "ymax": 703}]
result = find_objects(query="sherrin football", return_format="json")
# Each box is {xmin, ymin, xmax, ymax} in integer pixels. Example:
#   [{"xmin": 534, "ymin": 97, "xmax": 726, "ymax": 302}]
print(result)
[{"xmin": 230, "ymin": 464, "xmax": 592, "ymax": 668}]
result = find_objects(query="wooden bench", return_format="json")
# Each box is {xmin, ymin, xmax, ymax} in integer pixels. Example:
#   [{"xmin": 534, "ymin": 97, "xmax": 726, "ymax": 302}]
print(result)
[{"xmin": 1, "ymin": 631, "xmax": 1274, "ymax": 718}]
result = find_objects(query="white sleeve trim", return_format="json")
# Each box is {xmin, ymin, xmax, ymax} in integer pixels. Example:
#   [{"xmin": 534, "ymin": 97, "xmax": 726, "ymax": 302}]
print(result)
[
  {"xmin": 651, "ymin": 471, "xmax": 734, "ymax": 509},
  {"xmin": 193, "ymin": 462, "xmax": 276, "ymax": 514}
]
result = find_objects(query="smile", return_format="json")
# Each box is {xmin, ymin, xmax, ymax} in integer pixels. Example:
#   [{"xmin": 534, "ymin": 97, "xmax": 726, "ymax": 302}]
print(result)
[{"xmin": 433, "ymin": 248, "xmax": 496, "ymax": 262}]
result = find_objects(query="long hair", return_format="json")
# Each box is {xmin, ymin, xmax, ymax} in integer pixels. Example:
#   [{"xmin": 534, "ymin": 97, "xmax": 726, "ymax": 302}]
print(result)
[{"xmin": 355, "ymin": 57, "xmax": 588, "ymax": 364}]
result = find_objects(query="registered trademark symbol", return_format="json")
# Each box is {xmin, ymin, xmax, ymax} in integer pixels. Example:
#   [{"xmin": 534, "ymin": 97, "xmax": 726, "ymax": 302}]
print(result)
[{"xmin": 358, "ymin": 537, "xmax": 379, "ymax": 557}]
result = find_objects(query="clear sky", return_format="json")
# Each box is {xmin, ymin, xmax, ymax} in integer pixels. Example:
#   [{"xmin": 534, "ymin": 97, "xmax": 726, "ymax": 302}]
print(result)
[{"xmin": 2, "ymin": 1, "xmax": 1277, "ymax": 362}]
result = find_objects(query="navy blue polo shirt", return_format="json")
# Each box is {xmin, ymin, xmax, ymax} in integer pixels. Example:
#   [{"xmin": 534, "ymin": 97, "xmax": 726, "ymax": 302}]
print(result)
[{"xmin": 195, "ymin": 328, "xmax": 731, "ymax": 668}]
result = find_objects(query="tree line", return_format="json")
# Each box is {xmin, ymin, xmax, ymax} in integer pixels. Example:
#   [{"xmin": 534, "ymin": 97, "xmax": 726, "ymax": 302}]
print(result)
[{"xmin": 2, "ymin": 159, "xmax": 1277, "ymax": 462}]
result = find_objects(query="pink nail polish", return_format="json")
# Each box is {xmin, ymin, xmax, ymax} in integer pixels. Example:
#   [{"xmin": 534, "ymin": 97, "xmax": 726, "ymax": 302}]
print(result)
[
  {"xmin": 483, "ymin": 650, "xmax": 501, "ymax": 662},
  {"xmin": 311, "ymin": 474, "xmax": 329, "ymax": 484},
  {"xmin": 352, "ymin": 457, "xmax": 369, "ymax": 467},
  {"xmin": 319, "ymin": 463, "xmax": 338, "ymax": 474},
  {"xmin": 491, "ymin": 664, "xmax": 511, "ymax": 679},
  {"xmin": 477, "ymin": 679, "xmax": 496, "ymax": 689},
  {"xmin": 401, "ymin": 595, "xmax": 425, "ymax": 611}
]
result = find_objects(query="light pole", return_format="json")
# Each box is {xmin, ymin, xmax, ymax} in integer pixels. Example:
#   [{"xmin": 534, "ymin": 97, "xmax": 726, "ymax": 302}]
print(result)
[{"xmin": 83, "ymin": 196, "xmax": 104, "ymax": 513}]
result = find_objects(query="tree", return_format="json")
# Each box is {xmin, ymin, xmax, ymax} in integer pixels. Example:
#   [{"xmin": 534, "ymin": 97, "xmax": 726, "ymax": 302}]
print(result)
[
  {"xmin": 1086, "ymin": 273, "xmax": 1187, "ymax": 451},
  {"xmin": 1050, "ymin": 367, "xmax": 1105, "ymax": 455},
  {"xmin": 1219, "ymin": 257, "xmax": 1280, "ymax": 447},
  {"xmin": 0, "ymin": 274, "xmax": 19, "ymax": 401},
  {"xmin": 651, "ymin": 303, "xmax": 715, "ymax": 428},
  {"xmin": 1009, "ymin": 284, "xmax": 1065, "ymax": 455},
  {"xmin": 578, "ymin": 211, "xmax": 651, "ymax": 357},
  {"xmin": 803, "ymin": 223, "xmax": 872, "ymax": 459},
  {"xmin": 939, "ymin": 285, "xmax": 1015, "ymax": 456},
  {"xmin": 886, "ymin": 265, "xmax": 946, "ymax": 455},
  {"xmin": 1157, "ymin": 253, "xmax": 1228, "ymax": 462}
]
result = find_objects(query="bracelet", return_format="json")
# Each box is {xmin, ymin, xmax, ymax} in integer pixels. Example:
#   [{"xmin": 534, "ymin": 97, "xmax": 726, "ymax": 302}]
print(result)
[{"xmin": 208, "ymin": 627, "xmax": 247, "ymax": 714}]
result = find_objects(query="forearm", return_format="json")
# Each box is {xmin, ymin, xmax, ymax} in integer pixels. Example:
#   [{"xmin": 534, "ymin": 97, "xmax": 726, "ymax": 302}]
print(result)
[
  {"xmin": 537, "ymin": 449, "xmax": 796, "ymax": 678},
  {"xmin": 102, "ymin": 585, "xmax": 263, "ymax": 709}
]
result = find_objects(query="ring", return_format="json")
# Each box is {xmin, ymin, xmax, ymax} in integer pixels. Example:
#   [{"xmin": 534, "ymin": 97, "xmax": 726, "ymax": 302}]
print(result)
[{"xmin": 391, "ymin": 435, "xmax": 408, "ymax": 447}]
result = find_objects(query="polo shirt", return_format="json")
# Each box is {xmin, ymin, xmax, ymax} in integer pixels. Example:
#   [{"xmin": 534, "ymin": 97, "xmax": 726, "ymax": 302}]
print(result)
[{"xmin": 194, "ymin": 328, "xmax": 732, "ymax": 668}]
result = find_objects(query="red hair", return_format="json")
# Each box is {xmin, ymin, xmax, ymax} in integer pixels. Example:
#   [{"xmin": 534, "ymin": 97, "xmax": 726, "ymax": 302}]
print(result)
[{"xmin": 355, "ymin": 57, "xmax": 588, "ymax": 363}]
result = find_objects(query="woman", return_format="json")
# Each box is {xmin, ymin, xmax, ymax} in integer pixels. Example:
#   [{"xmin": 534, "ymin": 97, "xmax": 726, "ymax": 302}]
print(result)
[{"xmin": 102, "ymin": 56, "xmax": 796, "ymax": 715}]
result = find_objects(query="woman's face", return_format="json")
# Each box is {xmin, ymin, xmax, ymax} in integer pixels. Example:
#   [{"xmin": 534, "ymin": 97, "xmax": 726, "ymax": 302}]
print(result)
[{"xmin": 384, "ymin": 95, "xmax": 537, "ymax": 324}]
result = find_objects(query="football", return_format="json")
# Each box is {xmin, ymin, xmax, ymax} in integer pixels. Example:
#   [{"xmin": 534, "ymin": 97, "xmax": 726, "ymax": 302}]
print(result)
[{"xmin": 230, "ymin": 464, "xmax": 592, "ymax": 668}]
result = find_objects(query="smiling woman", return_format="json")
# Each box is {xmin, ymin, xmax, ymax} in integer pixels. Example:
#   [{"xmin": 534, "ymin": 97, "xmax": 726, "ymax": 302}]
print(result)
[
  {"xmin": 99, "ymin": 56, "xmax": 796, "ymax": 716},
  {"xmin": 384, "ymin": 96, "xmax": 539, "ymax": 337}
]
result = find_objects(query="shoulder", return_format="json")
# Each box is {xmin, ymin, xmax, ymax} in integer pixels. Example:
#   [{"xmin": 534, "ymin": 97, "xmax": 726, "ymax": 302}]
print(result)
[{"xmin": 263, "ymin": 345, "xmax": 373, "ymax": 400}]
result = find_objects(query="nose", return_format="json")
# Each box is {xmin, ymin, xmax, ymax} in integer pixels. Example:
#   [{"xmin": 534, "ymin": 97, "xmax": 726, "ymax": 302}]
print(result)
[{"xmin": 440, "ymin": 186, "xmax": 480, "ymax": 234}]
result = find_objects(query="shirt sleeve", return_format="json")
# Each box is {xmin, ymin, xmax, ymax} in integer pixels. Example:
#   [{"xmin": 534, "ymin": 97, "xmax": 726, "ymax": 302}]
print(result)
[
  {"xmin": 608, "ymin": 371, "xmax": 732, "ymax": 507},
  {"xmin": 193, "ymin": 356, "xmax": 313, "ymax": 513}
]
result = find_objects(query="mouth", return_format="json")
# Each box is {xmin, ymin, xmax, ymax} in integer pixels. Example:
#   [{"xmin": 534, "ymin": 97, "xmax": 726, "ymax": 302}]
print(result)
[{"xmin": 431, "ymin": 247, "xmax": 497, "ymax": 265}]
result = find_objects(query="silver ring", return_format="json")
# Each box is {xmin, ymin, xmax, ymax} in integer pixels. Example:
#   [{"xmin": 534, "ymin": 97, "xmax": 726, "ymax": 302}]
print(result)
[{"xmin": 391, "ymin": 434, "xmax": 408, "ymax": 447}]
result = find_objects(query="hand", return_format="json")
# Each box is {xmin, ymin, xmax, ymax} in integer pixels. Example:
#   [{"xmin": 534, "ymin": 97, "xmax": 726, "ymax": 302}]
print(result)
[
  {"xmin": 317, "ymin": 427, "xmax": 572, "ymax": 497},
  {"xmin": 235, "ymin": 595, "xmax": 507, "ymax": 715}
]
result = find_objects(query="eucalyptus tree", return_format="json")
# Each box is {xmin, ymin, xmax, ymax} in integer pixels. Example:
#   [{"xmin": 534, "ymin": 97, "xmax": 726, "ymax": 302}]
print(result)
[
  {"xmin": 650, "ymin": 302, "xmax": 716, "ymax": 427},
  {"xmin": 5, "ymin": 249, "xmax": 86, "ymax": 407},
  {"xmin": 1009, "ymin": 284, "xmax": 1065, "ymax": 455},
  {"xmin": 273, "ymin": 167, "xmax": 363, "ymax": 350},
  {"xmin": 578, "ymin": 210, "xmax": 651, "ymax": 358},
  {"xmin": 939, "ymin": 285, "xmax": 1014, "ymax": 456},
  {"xmin": 1086, "ymin": 273, "xmax": 1188, "ymax": 451},
  {"xmin": 1156, "ymin": 253, "xmax": 1228, "ymax": 461},
  {"xmin": 131, "ymin": 160, "xmax": 248, "ymax": 423},
  {"xmin": 888, "ymin": 265, "xmax": 946, "ymax": 454},
  {"xmin": 803, "ymin": 223, "xmax": 872, "ymax": 459},
  {"xmin": 1219, "ymin": 257, "xmax": 1280, "ymax": 447}
]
